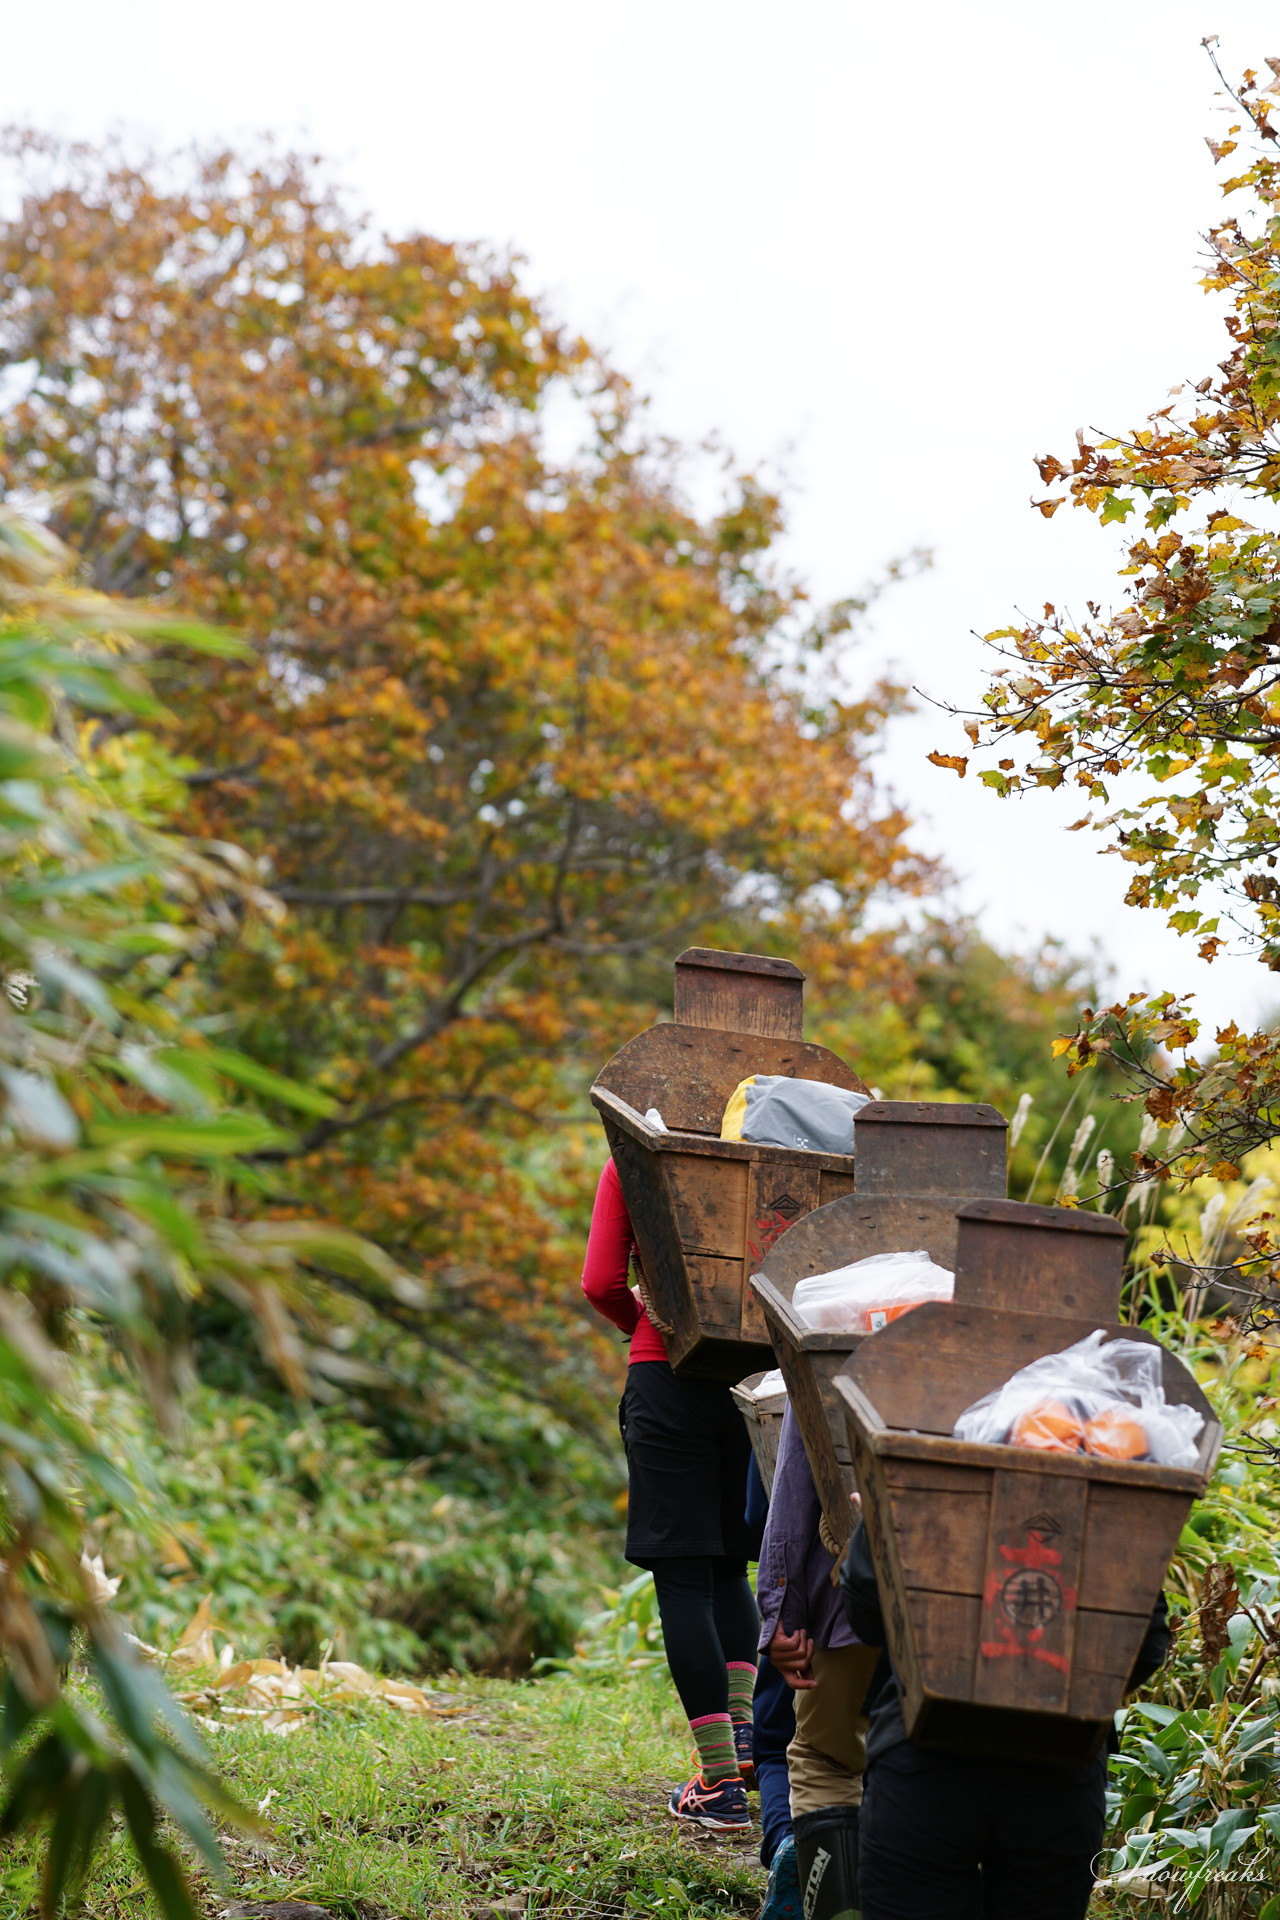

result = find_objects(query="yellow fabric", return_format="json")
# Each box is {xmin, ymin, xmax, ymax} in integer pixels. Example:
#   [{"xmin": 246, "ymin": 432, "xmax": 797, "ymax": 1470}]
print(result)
[{"xmin": 720, "ymin": 1075, "xmax": 758, "ymax": 1141}]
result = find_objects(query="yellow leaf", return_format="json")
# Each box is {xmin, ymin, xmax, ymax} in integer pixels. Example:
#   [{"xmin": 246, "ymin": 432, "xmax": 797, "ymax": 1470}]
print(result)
[{"xmin": 927, "ymin": 751, "xmax": 968, "ymax": 778}]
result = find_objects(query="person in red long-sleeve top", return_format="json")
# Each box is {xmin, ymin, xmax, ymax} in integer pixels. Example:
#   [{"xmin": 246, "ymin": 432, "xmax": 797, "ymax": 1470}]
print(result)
[
  {"xmin": 580, "ymin": 1157, "xmax": 670, "ymax": 1362},
  {"xmin": 582, "ymin": 1157, "xmax": 759, "ymax": 1834}
]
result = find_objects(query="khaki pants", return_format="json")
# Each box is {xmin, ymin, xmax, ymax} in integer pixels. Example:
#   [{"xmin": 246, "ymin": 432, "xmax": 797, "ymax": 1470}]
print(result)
[{"xmin": 787, "ymin": 1643, "xmax": 881, "ymax": 1818}]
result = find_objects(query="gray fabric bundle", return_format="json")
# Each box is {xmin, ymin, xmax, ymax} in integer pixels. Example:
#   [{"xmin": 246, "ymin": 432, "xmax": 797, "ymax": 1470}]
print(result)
[{"xmin": 740, "ymin": 1076, "xmax": 870, "ymax": 1154}]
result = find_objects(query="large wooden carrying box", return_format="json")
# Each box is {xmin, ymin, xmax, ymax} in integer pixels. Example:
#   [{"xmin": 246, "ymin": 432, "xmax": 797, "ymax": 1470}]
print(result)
[
  {"xmin": 591, "ymin": 948, "xmax": 867, "ymax": 1380},
  {"xmin": 731, "ymin": 1372, "xmax": 788, "ymax": 1496},
  {"xmin": 749, "ymin": 1102, "xmax": 1007, "ymax": 1551},
  {"xmin": 835, "ymin": 1199, "xmax": 1222, "ymax": 1765}
]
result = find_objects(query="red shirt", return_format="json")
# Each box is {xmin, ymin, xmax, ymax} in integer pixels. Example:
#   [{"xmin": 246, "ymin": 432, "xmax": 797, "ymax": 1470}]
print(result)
[{"xmin": 580, "ymin": 1158, "xmax": 669, "ymax": 1365}]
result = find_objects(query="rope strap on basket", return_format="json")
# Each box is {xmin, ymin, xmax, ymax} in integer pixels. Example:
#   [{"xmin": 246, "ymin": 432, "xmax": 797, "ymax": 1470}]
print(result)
[
  {"xmin": 631, "ymin": 1253, "xmax": 675, "ymax": 1338},
  {"xmin": 818, "ymin": 1510, "xmax": 843, "ymax": 1561}
]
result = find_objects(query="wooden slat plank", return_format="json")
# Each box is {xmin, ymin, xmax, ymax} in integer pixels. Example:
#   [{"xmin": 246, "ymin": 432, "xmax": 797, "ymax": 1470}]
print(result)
[
  {"xmin": 745, "ymin": 1162, "xmax": 823, "ymax": 1269},
  {"xmin": 854, "ymin": 1103, "xmax": 1007, "ymax": 1198},
  {"xmin": 605, "ymin": 1124, "xmax": 700, "ymax": 1362},
  {"xmin": 883, "ymin": 1459, "xmax": 996, "ymax": 1494},
  {"xmin": 1069, "ymin": 1610, "xmax": 1153, "ymax": 1720},
  {"xmin": 845, "ymin": 1421, "xmax": 1208, "ymax": 1496},
  {"xmin": 1077, "ymin": 1483, "xmax": 1192, "ymax": 1614},
  {"xmin": 856, "ymin": 1446, "xmax": 924, "ymax": 1711},
  {"xmin": 668, "ymin": 1153, "xmax": 749, "ymax": 1261},
  {"xmin": 818, "ymin": 1167, "xmax": 858, "ymax": 1207},
  {"xmin": 907, "ymin": 1589, "xmax": 982, "ymax": 1699},
  {"xmin": 673, "ymin": 947, "xmax": 805, "ymax": 1039},
  {"xmin": 731, "ymin": 1375, "xmax": 787, "ymax": 1496},
  {"xmin": 770, "ymin": 1314, "xmax": 858, "ymax": 1546},
  {"xmin": 889, "ymin": 1484, "xmax": 989, "ymax": 1597},
  {"xmin": 972, "ymin": 1470, "xmax": 1086, "ymax": 1715},
  {"xmin": 683, "ymin": 1255, "xmax": 746, "ymax": 1335},
  {"xmin": 953, "ymin": 1199, "xmax": 1124, "ymax": 1320}
]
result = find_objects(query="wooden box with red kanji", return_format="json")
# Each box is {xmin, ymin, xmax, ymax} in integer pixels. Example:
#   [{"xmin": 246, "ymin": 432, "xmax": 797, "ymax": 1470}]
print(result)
[
  {"xmin": 590, "ymin": 948, "xmax": 866, "ymax": 1380},
  {"xmin": 749, "ymin": 1102, "xmax": 1008, "ymax": 1552},
  {"xmin": 835, "ymin": 1199, "xmax": 1221, "ymax": 1765}
]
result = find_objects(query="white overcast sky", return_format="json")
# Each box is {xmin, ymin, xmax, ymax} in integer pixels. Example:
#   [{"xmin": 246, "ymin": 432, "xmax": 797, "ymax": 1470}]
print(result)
[{"xmin": 6, "ymin": 0, "xmax": 1280, "ymax": 1038}]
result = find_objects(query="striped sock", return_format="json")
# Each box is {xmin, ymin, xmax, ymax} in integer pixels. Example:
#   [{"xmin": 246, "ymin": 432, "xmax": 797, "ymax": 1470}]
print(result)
[
  {"xmin": 726, "ymin": 1661, "xmax": 756, "ymax": 1726},
  {"xmin": 689, "ymin": 1711, "xmax": 739, "ymax": 1786}
]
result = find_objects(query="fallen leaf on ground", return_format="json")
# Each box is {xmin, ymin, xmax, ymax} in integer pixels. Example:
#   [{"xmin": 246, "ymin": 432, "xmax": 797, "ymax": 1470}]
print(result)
[{"xmin": 166, "ymin": 1601, "xmax": 469, "ymax": 1733}]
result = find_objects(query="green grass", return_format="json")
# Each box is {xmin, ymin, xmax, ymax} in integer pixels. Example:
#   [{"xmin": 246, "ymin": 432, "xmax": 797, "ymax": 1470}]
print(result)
[{"xmin": 0, "ymin": 1674, "xmax": 765, "ymax": 1920}]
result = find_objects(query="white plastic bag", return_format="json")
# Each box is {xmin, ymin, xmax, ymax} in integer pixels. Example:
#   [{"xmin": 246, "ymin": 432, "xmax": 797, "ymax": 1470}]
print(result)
[
  {"xmin": 953, "ymin": 1329, "xmax": 1204, "ymax": 1468},
  {"xmin": 791, "ymin": 1249, "xmax": 954, "ymax": 1334},
  {"xmin": 749, "ymin": 1368, "xmax": 787, "ymax": 1399}
]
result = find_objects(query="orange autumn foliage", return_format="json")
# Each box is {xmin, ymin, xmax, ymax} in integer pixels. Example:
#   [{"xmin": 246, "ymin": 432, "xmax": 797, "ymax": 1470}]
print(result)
[{"xmin": 0, "ymin": 134, "xmax": 936, "ymax": 1384}]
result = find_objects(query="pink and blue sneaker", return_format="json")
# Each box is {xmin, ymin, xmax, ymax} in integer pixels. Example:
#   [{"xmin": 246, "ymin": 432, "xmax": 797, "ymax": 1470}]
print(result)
[{"xmin": 666, "ymin": 1770, "xmax": 751, "ymax": 1831}]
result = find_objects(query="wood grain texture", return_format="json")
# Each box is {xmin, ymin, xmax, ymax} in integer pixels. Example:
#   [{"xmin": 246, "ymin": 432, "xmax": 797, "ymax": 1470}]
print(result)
[
  {"xmin": 852, "ymin": 1428, "xmax": 924, "ymax": 1716},
  {"xmin": 831, "ymin": 1196, "xmax": 1223, "ymax": 1760},
  {"xmin": 909, "ymin": 1589, "xmax": 983, "ymax": 1701},
  {"xmin": 1069, "ymin": 1609, "xmax": 1156, "ymax": 1720},
  {"xmin": 764, "ymin": 1287, "xmax": 861, "ymax": 1543},
  {"xmin": 673, "ymin": 947, "xmax": 805, "ymax": 1039},
  {"xmin": 752, "ymin": 1176, "xmax": 1003, "ymax": 1552},
  {"xmin": 757, "ymin": 1194, "xmax": 970, "ymax": 1300},
  {"xmin": 853, "ymin": 1102, "xmax": 1008, "ymax": 1198},
  {"xmin": 953, "ymin": 1198, "xmax": 1125, "ymax": 1320},
  {"xmin": 594, "ymin": 1025, "xmax": 866, "ymax": 1137},
  {"xmin": 731, "ymin": 1373, "xmax": 788, "ymax": 1496},
  {"xmin": 1077, "ymin": 1484, "xmax": 1195, "ymax": 1614},
  {"xmin": 591, "ymin": 1010, "xmax": 862, "ymax": 1376},
  {"xmin": 972, "ymin": 1471, "xmax": 1086, "ymax": 1715},
  {"xmin": 887, "ymin": 1469, "xmax": 989, "ymax": 1598}
]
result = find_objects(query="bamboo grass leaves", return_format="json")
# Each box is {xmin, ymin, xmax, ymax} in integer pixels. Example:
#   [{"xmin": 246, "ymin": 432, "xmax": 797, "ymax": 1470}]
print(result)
[{"xmin": 0, "ymin": 502, "xmax": 404, "ymax": 1915}]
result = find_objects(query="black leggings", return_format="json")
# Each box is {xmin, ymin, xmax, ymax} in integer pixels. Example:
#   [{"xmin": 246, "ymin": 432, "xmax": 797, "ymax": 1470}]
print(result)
[{"xmin": 650, "ymin": 1555, "xmax": 760, "ymax": 1723}]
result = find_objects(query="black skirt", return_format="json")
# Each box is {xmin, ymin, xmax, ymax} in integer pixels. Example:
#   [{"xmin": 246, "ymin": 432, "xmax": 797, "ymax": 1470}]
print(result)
[{"xmin": 620, "ymin": 1360, "xmax": 753, "ymax": 1565}]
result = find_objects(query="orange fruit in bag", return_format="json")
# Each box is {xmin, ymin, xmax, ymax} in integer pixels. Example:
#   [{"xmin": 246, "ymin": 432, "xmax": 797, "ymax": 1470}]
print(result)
[
  {"xmin": 1083, "ymin": 1406, "xmax": 1148, "ymax": 1460},
  {"xmin": 1009, "ymin": 1399, "xmax": 1085, "ymax": 1453}
]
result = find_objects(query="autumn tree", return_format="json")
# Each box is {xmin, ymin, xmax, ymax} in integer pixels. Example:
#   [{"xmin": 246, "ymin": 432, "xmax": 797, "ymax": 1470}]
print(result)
[
  {"xmin": 0, "ymin": 132, "xmax": 936, "ymax": 1390},
  {"xmin": 932, "ymin": 48, "xmax": 1280, "ymax": 1266}
]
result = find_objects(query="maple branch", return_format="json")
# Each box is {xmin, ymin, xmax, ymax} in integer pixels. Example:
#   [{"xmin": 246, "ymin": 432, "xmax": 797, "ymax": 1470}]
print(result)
[
  {"xmin": 274, "ymin": 884, "xmax": 473, "ymax": 907},
  {"xmin": 300, "ymin": 1264, "xmax": 608, "ymax": 1436},
  {"xmin": 182, "ymin": 754, "xmax": 265, "ymax": 787}
]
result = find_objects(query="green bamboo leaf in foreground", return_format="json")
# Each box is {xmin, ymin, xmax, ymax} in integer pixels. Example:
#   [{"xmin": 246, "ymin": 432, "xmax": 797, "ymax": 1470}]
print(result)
[{"xmin": 0, "ymin": 497, "xmax": 406, "ymax": 1917}]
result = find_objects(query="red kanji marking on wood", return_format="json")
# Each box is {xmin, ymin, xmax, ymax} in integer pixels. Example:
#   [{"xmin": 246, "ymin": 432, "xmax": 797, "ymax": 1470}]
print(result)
[
  {"xmin": 979, "ymin": 1525, "xmax": 1076, "ymax": 1670},
  {"xmin": 747, "ymin": 1210, "xmax": 798, "ymax": 1264}
]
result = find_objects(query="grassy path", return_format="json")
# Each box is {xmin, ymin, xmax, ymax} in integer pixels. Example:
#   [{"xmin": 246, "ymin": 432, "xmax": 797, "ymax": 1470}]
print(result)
[{"xmin": 2, "ymin": 1677, "xmax": 766, "ymax": 1920}]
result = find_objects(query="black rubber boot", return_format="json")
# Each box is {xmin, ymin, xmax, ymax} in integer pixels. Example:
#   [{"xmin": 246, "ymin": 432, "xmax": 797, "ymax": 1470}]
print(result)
[{"xmin": 793, "ymin": 1804, "xmax": 860, "ymax": 1920}]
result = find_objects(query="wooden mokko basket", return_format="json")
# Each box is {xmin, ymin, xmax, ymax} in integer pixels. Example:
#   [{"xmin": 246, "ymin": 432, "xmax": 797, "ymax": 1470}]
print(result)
[
  {"xmin": 730, "ymin": 1372, "xmax": 788, "ymax": 1496},
  {"xmin": 590, "ymin": 948, "xmax": 867, "ymax": 1380},
  {"xmin": 749, "ymin": 1102, "xmax": 1008, "ymax": 1551},
  {"xmin": 835, "ymin": 1199, "xmax": 1222, "ymax": 1766}
]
